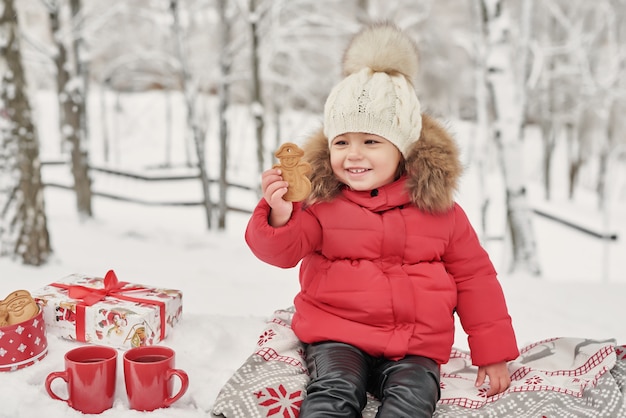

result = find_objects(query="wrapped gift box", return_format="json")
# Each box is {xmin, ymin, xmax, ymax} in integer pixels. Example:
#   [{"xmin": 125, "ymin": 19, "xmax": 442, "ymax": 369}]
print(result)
[
  {"xmin": 0, "ymin": 306, "xmax": 48, "ymax": 372},
  {"xmin": 32, "ymin": 270, "xmax": 182, "ymax": 350}
]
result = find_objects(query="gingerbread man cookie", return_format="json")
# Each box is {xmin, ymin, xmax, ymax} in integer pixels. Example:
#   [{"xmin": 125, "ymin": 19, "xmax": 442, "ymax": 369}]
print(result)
[
  {"xmin": 0, "ymin": 290, "xmax": 39, "ymax": 326},
  {"xmin": 273, "ymin": 142, "xmax": 312, "ymax": 202}
]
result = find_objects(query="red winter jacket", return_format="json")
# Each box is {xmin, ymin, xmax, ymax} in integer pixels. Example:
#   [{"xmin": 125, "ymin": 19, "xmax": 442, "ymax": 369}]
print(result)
[{"xmin": 245, "ymin": 115, "xmax": 519, "ymax": 366}]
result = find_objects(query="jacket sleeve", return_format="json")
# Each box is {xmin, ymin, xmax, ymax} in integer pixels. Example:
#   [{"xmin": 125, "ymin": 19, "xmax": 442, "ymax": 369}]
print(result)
[
  {"xmin": 443, "ymin": 204, "xmax": 519, "ymax": 366},
  {"xmin": 244, "ymin": 199, "xmax": 322, "ymax": 269}
]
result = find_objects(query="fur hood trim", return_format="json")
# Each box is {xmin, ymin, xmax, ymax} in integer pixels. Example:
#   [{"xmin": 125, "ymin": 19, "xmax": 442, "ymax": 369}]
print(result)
[{"xmin": 301, "ymin": 114, "xmax": 462, "ymax": 213}]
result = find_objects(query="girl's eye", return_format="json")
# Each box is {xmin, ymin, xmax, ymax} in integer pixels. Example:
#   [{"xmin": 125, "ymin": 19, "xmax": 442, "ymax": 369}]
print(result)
[
  {"xmin": 334, "ymin": 140, "xmax": 348, "ymax": 146},
  {"xmin": 365, "ymin": 139, "xmax": 379, "ymax": 144}
]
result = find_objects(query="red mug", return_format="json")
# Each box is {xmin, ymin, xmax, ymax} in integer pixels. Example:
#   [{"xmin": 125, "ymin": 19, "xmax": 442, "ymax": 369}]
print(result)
[
  {"xmin": 123, "ymin": 345, "xmax": 189, "ymax": 411},
  {"xmin": 45, "ymin": 345, "xmax": 117, "ymax": 414}
]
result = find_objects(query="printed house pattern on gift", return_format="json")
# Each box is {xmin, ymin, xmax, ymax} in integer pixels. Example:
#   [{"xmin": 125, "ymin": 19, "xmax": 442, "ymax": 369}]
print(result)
[{"xmin": 32, "ymin": 271, "xmax": 182, "ymax": 350}]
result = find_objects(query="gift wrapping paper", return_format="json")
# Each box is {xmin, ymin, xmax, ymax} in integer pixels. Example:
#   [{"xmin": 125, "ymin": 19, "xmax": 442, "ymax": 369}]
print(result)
[{"xmin": 32, "ymin": 270, "xmax": 182, "ymax": 350}]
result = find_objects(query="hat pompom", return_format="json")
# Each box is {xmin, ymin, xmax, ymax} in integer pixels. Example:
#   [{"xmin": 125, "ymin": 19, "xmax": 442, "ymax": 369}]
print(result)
[{"xmin": 342, "ymin": 22, "xmax": 419, "ymax": 85}]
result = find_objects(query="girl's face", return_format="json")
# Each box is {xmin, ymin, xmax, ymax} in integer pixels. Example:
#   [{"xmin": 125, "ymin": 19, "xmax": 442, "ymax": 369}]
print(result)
[{"xmin": 330, "ymin": 132, "xmax": 402, "ymax": 191}]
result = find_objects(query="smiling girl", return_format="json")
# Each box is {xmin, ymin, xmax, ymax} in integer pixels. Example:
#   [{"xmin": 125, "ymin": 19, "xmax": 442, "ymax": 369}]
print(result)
[{"xmin": 246, "ymin": 23, "xmax": 519, "ymax": 418}]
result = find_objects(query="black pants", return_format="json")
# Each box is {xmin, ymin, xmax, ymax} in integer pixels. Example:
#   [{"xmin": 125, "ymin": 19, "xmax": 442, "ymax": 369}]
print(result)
[{"xmin": 299, "ymin": 341, "xmax": 440, "ymax": 418}]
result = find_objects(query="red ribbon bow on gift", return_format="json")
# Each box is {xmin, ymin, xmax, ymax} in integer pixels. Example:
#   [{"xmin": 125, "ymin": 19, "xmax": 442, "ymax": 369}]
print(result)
[{"xmin": 68, "ymin": 270, "xmax": 132, "ymax": 306}]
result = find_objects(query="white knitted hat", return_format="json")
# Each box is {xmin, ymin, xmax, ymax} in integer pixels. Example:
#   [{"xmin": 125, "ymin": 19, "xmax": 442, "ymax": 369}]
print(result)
[{"xmin": 323, "ymin": 23, "xmax": 422, "ymax": 157}]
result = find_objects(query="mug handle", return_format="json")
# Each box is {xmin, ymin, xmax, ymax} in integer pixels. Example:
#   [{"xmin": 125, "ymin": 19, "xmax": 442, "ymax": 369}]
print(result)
[
  {"xmin": 45, "ymin": 371, "xmax": 69, "ymax": 403},
  {"xmin": 164, "ymin": 368, "xmax": 189, "ymax": 407}
]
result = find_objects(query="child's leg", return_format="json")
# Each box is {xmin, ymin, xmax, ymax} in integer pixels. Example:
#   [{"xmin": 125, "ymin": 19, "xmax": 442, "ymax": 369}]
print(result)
[
  {"xmin": 369, "ymin": 355, "xmax": 440, "ymax": 418},
  {"xmin": 299, "ymin": 341, "xmax": 370, "ymax": 418}
]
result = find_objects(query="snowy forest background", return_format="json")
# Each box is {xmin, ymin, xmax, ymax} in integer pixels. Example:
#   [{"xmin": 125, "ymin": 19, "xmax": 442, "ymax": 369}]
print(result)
[{"xmin": 1, "ymin": 0, "xmax": 626, "ymax": 278}]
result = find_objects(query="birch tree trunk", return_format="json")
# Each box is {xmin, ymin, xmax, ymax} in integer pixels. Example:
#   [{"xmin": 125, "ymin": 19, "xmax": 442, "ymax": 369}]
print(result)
[
  {"xmin": 536, "ymin": 7, "xmax": 560, "ymax": 201},
  {"xmin": 0, "ymin": 0, "xmax": 52, "ymax": 265},
  {"xmin": 567, "ymin": 118, "xmax": 587, "ymax": 199},
  {"xmin": 480, "ymin": 0, "xmax": 541, "ymax": 275},
  {"xmin": 591, "ymin": 4, "xmax": 621, "ymax": 211},
  {"xmin": 69, "ymin": 0, "xmax": 89, "ymax": 147},
  {"xmin": 605, "ymin": 98, "xmax": 626, "ymax": 208},
  {"xmin": 169, "ymin": 0, "xmax": 213, "ymax": 229},
  {"xmin": 217, "ymin": 0, "xmax": 232, "ymax": 230},
  {"xmin": 47, "ymin": 0, "xmax": 93, "ymax": 218},
  {"xmin": 249, "ymin": 0, "xmax": 266, "ymax": 192},
  {"xmin": 468, "ymin": 0, "xmax": 492, "ymax": 242}
]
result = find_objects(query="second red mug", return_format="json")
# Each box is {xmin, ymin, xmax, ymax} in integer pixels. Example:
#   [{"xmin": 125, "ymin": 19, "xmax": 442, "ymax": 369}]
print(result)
[{"xmin": 123, "ymin": 345, "xmax": 189, "ymax": 411}]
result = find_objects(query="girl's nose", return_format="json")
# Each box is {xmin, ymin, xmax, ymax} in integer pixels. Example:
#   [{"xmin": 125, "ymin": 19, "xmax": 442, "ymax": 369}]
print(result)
[{"xmin": 346, "ymin": 144, "xmax": 363, "ymax": 159}]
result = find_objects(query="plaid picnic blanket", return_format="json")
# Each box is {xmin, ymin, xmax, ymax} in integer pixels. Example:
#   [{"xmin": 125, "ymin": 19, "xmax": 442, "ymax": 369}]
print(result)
[{"xmin": 211, "ymin": 308, "xmax": 626, "ymax": 418}]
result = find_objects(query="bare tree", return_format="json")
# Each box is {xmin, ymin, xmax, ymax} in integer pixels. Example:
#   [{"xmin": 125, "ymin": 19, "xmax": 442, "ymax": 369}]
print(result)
[
  {"xmin": 45, "ymin": 0, "xmax": 93, "ymax": 218},
  {"xmin": 533, "ymin": 6, "xmax": 561, "ymax": 201},
  {"xmin": 585, "ymin": 2, "xmax": 623, "ymax": 210},
  {"xmin": 465, "ymin": 0, "xmax": 493, "ymax": 242},
  {"xmin": 605, "ymin": 98, "xmax": 626, "ymax": 206},
  {"xmin": 169, "ymin": 0, "xmax": 213, "ymax": 229},
  {"xmin": 248, "ymin": 0, "xmax": 267, "ymax": 191},
  {"xmin": 0, "ymin": 0, "xmax": 52, "ymax": 265},
  {"xmin": 527, "ymin": 0, "xmax": 626, "ymax": 206},
  {"xmin": 567, "ymin": 115, "xmax": 590, "ymax": 199},
  {"xmin": 480, "ymin": 0, "xmax": 541, "ymax": 276},
  {"xmin": 217, "ymin": 0, "xmax": 233, "ymax": 229}
]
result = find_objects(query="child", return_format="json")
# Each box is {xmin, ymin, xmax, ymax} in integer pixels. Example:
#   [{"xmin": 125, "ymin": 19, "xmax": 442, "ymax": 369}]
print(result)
[{"xmin": 245, "ymin": 23, "xmax": 519, "ymax": 417}]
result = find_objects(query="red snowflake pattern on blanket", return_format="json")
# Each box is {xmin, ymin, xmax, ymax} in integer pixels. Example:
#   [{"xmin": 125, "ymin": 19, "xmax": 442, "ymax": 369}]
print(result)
[
  {"xmin": 258, "ymin": 329, "xmax": 277, "ymax": 346},
  {"xmin": 257, "ymin": 384, "xmax": 302, "ymax": 418}
]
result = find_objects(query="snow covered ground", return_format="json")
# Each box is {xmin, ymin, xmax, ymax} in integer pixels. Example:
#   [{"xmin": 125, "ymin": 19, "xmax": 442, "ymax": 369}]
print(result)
[
  {"xmin": 0, "ymin": 185, "xmax": 624, "ymax": 417},
  {"xmin": 0, "ymin": 90, "xmax": 624, "ymax": 416}
]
